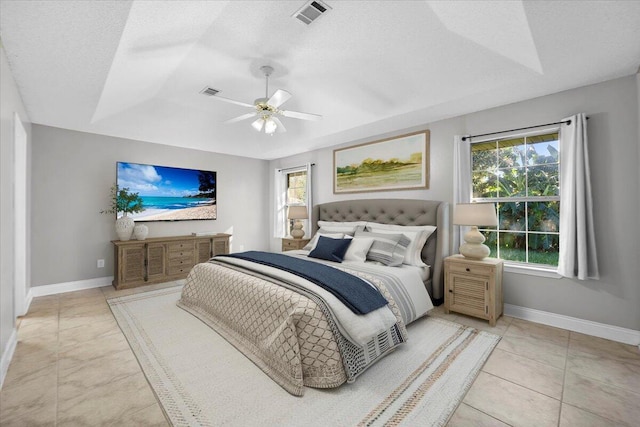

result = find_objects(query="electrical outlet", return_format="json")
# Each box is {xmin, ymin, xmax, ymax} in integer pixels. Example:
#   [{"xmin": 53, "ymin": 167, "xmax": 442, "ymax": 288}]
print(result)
[{"xmin": 97, "ymin": 259, "xmax": 105, "ymax": 268}]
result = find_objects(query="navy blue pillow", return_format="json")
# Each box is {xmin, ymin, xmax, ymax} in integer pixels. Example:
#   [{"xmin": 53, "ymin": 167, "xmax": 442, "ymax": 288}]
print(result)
[{"xmin": 308, "ymin": 236, "xmax": 352, "ymax": 263}]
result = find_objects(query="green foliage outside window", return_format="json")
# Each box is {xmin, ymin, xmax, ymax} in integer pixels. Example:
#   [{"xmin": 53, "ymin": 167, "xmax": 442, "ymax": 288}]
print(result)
[
  {"xmin": 471, "ymin": 132, "xmax": 560, "ymax": 266},
  {"xmin": 287, "ymin": 171, "xmax": 307, "ymax": 205}
]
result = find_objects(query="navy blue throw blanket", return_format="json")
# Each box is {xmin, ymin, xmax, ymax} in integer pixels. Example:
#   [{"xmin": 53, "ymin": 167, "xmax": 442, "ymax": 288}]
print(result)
[{"xmin": 217, "ymin": 251, "xmax": 388, "ymax": 315}]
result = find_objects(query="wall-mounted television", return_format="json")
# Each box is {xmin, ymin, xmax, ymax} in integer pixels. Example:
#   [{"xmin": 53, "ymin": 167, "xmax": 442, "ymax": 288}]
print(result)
[{"xmin": 117, "ymin": 161, "xmax": 217, "ymax": 221}]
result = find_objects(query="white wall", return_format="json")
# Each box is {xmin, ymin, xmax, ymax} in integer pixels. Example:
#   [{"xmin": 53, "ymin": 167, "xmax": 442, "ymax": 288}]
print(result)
[
  {"xmin": 30, "ymin": 125, "xmax": 270, "ymax": 287},
  {"xmin": 270, "ymin": 75, "xmax": 640, "ymax": 332},
  {"xmin": 0, "ymin": 41, "xmax": 32, "ymax": 378}
]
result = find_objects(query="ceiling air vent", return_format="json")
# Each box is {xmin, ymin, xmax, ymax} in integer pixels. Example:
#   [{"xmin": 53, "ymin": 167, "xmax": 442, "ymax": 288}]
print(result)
[
  {"xmin": 293, "ymin": 1, "xmax": 331, "ymax": 25},
  {"xmin": 200, "ymin": 87, "xmax": 220, "ymax": 96}
]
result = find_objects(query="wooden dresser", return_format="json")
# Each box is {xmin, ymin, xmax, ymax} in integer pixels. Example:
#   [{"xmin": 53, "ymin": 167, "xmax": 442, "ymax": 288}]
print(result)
[{"xmin": 112, "ymin": 234, "xmax": 231, "ymax": 290}]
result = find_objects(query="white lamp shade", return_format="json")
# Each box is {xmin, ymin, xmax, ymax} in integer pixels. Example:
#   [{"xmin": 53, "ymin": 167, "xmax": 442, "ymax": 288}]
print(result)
[
  {"xmin": 251, "ymin": 117, "xmax": 265, "ymax": 132},
  {"xmin": 287, "ymin": 205, "xmax": 308, "ymax": 220},
  {"xmin": 264, "ymin": 118, "xmax": 277, "ymax": 134},
  {"xmin": 453, "ymin": 203, "xmax": 498, "ymax": 226}
]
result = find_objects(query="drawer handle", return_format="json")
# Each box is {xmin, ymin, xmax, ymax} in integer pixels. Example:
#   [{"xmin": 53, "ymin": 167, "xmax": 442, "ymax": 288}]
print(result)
[
  {"xmin": 449, "ymin": 289, "xmax": 453, "ymax": 293},
  {"xmin": 466, "ymin": 268, "xmax": 470, "ymax": 272}
]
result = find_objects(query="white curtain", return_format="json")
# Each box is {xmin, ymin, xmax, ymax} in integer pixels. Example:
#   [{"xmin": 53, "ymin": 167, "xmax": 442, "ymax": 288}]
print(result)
[
  {"xmin": 557, "ymin": 113, "xmax": 599, "ymax": 280},
  {"xmin": 453, "ymin": 135, "xmax": 472, "ymax": 253},
  {"xmin": 273, "ymin": 168, "xmax": 287, "ymax": 238},
  {"xmin": 304, "ymin": 162, "xmax": 313, "ymax": 237}
]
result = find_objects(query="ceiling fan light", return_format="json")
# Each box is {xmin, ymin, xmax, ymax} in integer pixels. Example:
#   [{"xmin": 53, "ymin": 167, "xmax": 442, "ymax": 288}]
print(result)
[
  {"xmin": 251, "ymin": 118, "xmax": 265, "ymax": 132},
  {"xmin": 264, "ymin": 118, "xmax": 278, "ymax": 135}
]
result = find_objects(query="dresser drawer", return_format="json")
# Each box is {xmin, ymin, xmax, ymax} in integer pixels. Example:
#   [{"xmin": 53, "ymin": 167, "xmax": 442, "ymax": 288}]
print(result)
[
  {"xmin": 167, "ymin": 265, "xmax": 193, "ymax": 276},
  {"xmin": 167, "ymin": 241, "xmax": 194, "ymax": 251},
  {"xmin": 447, "ymin": 262, "xmax": 493, "ymax": 277},
  {"xmin": 168, "ymin": 257, "xmax": 194, "ymax": 268},
  {"xmin": 168, "ymin": 249, "xmax": 194, "ymax": 261}
]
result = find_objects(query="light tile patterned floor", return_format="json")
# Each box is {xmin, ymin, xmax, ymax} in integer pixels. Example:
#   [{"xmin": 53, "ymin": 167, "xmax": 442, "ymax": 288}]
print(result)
[{"xmin": 1, "ymin": 284, "xmax": 639, "ymax": 426}]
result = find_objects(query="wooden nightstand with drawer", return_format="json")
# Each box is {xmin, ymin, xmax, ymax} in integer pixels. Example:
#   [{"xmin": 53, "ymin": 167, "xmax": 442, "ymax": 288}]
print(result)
[
  {"xmin": 444, "ymin": 254, "xmax": 504, "ymax": 326},
  {"xmin": 282, "ymin": 238, "xmax": 310, "ymax": 252}
]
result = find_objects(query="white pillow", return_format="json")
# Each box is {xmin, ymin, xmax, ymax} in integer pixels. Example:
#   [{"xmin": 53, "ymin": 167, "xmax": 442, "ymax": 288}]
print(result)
[
  {"xmin": 343, "ymin": 237, "xmax": 374, "ymax": 263},
  {"xmin": 365, "ymin": 223, "xmax": 436, "ymax": 267},
  {"xmin": 316, "ymin": 220, "xmax": 368, "ymax": 235},
  {"xmin": 303, "ymin": 232, "xmax": 345, "ymax": 251}
]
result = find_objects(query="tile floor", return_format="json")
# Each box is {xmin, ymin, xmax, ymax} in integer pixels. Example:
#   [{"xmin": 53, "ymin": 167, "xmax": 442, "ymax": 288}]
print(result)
[{"xmin": 1, "ymin": 283, "xmax": 639, "ymax": 426}]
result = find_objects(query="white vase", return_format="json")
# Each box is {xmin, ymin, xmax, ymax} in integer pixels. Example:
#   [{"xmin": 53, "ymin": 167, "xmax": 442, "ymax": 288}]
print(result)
[
  {"xmin": 115, "ymin": 214, "xmax": 135, "ymax": 241},
  {"xmin": 133, "ymin": 224, "xmax": 149, "ymax": 241}
]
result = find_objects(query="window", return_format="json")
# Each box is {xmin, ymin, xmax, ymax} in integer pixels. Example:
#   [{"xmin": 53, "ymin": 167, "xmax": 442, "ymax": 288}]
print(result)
[
  {"xmin": 274, "ymin": 164, "xmax": 312, "ymax": 239},
  {"xmin": 471, "ymin": 131, "xmax": 560, "ymax": 267},
  {"xmin": 286, "ymin": 170, "xmax": 307, "ymax": 235}
]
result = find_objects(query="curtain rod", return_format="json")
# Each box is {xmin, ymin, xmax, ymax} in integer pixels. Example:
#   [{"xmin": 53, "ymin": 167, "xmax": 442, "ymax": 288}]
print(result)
[
  {"xmin": 461, "ymin": 117, "xmax": 588, "ymax": 142},
  {"xmin": 278, "ymin": 163, "xmax": 315, "ymax": 172}
]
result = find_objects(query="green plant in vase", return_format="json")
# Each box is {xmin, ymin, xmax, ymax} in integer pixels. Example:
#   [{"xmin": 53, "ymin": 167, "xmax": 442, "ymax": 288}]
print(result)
[{"xmin": 102, "ymin": 185, "xmax": 145, "ymax": 241}]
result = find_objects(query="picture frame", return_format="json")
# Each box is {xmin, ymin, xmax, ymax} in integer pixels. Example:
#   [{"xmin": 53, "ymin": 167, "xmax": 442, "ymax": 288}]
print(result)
[{"xmin": 333, "ymin": 130, "xmax": 430, "ymax": 194}]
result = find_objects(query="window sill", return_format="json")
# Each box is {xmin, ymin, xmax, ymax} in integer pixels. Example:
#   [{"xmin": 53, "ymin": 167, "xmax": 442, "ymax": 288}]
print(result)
[{"xmin": 504, "ymin": 263, "xmax": 562, "ymax": 279}]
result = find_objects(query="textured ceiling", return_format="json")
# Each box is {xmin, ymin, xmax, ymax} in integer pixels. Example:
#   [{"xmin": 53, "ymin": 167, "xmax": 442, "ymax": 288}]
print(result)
[{"xmin": 1, "ymin": 0, "xmax": 639, "ymax": 160}]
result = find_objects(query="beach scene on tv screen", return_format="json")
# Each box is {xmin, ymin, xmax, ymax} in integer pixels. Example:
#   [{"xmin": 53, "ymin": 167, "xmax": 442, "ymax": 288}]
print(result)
[{"xmin": 117, "ymin": 162, "xmax": 216, "ymax": 221}]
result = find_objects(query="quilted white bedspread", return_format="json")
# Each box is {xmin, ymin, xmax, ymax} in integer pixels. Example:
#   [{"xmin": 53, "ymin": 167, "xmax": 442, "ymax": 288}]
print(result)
[{"xmin": 177, "ymin": 254, "xmax": 431, "ymax": 395}]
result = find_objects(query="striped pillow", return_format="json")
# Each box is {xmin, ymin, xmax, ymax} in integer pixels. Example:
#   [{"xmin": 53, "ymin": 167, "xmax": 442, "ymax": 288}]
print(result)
[
  {"xmin": 354, "ymin": 229, "xmax": 410, "ymax": 267},
  {"xmin": 365, "ymin": 223, "xmax": 437, "ymax": 267}
]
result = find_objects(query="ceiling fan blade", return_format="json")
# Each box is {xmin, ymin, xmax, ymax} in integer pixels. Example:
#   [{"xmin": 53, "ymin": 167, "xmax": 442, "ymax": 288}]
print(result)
[
  {"xmin": 268, "ymin": 89, "xmax": 292, "ymax": 108},
  {"xmin": 224, "ymin": 112, "xmax": 257, "ymax": 124},
  {"xmin": 271, "ymin": 116, "xmax": 287, "ymax": 133},
  {"xmin": 210, "ymin": 95, "xmax": 255, "ymax": 109},
  {"xmin": 251, "ymin": 117, "xmax": 265, "ymax": 132},
  {"xmin": 280, "ymin": 110, "xmax": 322, "ymax": 121}
]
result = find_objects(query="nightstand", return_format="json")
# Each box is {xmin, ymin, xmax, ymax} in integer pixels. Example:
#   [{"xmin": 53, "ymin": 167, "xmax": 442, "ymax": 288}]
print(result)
[
  {"xmin": 282, "ymin": 237, "xmax": 310, "ymax": 252},
  {"xmin": 444, "ymin": 254, "xmax": 504, "ymax": 326}
]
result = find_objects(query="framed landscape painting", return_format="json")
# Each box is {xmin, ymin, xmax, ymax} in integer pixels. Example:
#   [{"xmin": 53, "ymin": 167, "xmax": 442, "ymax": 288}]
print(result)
[{"xmin": 333, "ymin": 130, "xmax": 430, "ymax": 194}]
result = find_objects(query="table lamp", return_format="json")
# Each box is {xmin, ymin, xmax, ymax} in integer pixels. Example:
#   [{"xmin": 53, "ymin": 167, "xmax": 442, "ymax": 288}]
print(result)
[
  {"xmin": 453, "ymin": 203, "xmax": 498, "ymax": 260},
  {"xmin": 287, "ymin": 206, "xmax": 308, "ymax": 239}
]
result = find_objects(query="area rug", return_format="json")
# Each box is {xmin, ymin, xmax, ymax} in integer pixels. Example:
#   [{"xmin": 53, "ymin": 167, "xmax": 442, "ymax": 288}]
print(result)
[{"xmin": 108, "ymin": 286, "xmax": 500, "ymax": 427}]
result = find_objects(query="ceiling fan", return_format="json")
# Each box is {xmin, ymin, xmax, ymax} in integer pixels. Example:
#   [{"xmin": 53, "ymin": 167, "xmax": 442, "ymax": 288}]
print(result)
[{"xmin": 209, "ymin": 65, "xmax": 322, "ymax": 135}]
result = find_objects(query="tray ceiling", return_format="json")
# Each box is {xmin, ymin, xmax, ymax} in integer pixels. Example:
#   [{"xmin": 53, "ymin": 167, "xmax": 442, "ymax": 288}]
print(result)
[{"xmin": 1, "ymin": 0, "xmax": 639, "ymax": 160}]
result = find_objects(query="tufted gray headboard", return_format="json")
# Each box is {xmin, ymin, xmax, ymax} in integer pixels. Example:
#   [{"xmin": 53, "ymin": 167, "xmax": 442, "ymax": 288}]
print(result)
[{"xmin": 313, "ymin": 199, "xmax": 449, "ymax": 302}]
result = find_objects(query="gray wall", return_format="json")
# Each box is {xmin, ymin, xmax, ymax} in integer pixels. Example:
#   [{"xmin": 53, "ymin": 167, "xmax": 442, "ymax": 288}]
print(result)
[
  {"xmin": 31, "ymin": 125, "xmax": 270, "ymax": 287},
  {"xmin": 1, "ymin": 42, "xmax": 32, "ymax": 362},
  {"xmin": 271, "ymin": 75, "xmax": 640, "ymax": 331}
]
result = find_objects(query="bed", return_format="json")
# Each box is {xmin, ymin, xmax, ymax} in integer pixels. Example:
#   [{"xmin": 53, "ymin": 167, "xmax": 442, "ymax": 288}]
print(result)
[{"xmin": 178, "ymin": 199, "xmax": 449, "ymax": 396}]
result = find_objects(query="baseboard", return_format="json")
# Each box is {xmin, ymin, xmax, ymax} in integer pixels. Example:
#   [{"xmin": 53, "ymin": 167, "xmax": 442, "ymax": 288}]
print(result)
[
  {"xmin": 504, "ymin": 304, "xmax": 640, "ymax": 346},
  {"xmin": 29, "ymin": 276, "xmax": 114, "ymax": 298},
  {"xmin": 23, "ymin": 289, "xmax": 34, "ymax": 317},
  {"xmin": 0, "ymin": 328, "xmax": 18, "ymax": 390}
]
